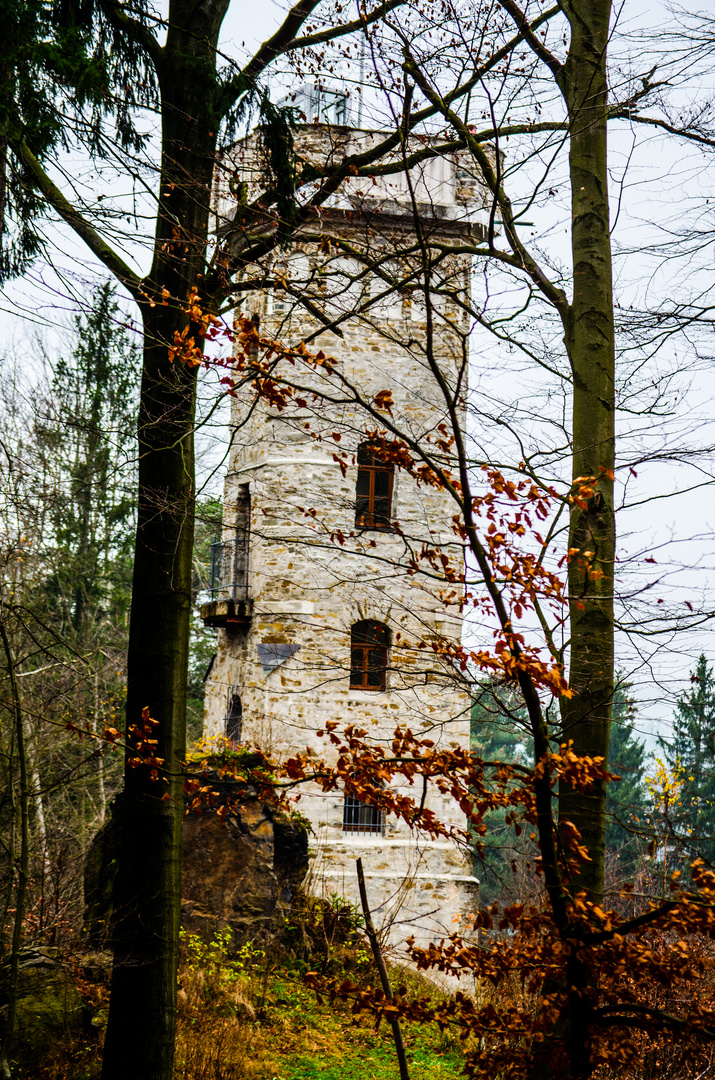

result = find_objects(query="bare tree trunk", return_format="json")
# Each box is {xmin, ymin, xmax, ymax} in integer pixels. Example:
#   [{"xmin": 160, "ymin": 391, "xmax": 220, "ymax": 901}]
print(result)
[
  {"xmin": 356, "ymin": 858, "xmax": 410, "ymax": 1080},
  {"xmin": 532, "ymin": 4, "xmax": 616, "ymax": 1077},
  {"xmin": 100, "ymin": 4, "xmax": 229, "ymax": 1076},
  {"xmin": 21, "ymin": 709, "xmax": 49, "ymax": 938},
  {"xmin": 23, "ymin": 713, "xmax": 47, "ymax": 859},
  {"xmin": 93, "ymin": 673, "xmax": 106, "ymax": 826},
  {"xmin": 557, "ymin": 0, "xmax": 615, "ymax": 910},
  {"xmin": 0, "ymin": 620, "xmax": 29, "ymax": 1080}
]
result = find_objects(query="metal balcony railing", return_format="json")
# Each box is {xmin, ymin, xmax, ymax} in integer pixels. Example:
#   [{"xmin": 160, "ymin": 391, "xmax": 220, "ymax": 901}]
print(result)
[{"xmin": 209, "ymin": 529, "xmax": 250, "ymax": 600}]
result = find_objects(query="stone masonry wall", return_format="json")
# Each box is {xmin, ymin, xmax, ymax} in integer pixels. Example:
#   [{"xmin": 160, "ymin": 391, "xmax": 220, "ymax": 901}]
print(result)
[{"xmin": 205, "ymin": 124, "xmax": 482, "ymax": 957}]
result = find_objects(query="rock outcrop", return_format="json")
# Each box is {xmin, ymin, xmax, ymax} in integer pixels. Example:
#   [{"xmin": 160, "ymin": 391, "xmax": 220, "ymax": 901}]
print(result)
[
  {"xmin": 84, "ymin": 776, "xmax": 309, "ymax": 951},
  {"xmin": 181, "ymin": 794, "xmax": 308, "ymax": 946}
]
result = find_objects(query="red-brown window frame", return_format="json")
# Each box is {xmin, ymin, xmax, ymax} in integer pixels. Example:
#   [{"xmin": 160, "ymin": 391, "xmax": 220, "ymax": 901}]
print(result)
[
  {"xmin": 350, "ymin": 620, "xmax": 390, "ymax": 691},
  {"xmin": 355, "ymin": 443, "xmax": 394, "ymax": 530}
]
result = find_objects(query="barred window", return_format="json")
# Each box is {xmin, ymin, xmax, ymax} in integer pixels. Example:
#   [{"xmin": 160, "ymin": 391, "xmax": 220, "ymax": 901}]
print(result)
[
  {"xmin": 350, "ymin": 620, "xmax": 390, "ymax": 691},
  {"xmin": 343, "ymin": 794, "xmax": 385, "ymax": 835},
  {"xmin": 355, "ymin": 443, "xmax": 393, "ymax": 530}
]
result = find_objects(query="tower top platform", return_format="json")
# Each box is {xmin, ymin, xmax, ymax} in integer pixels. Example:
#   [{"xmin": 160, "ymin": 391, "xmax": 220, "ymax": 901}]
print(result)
[{"xmin": 214, "ymin": 120, "xmax": 493, "ymax": 254}]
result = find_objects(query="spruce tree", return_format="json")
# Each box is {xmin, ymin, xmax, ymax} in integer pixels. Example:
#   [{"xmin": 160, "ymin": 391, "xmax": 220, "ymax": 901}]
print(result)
[
  {"xmin": 605, "ymin": 684, "xmax": 648, "ymax": 871},
  {"xmin": 35, "ymin": 281, "xmax": 139, "ymax": 638},
  {"xmin": 470, "ymin": 680, "xmax": 533, "ymax": 902},
  {"xmin": 659, "ymin": 655, "xmax": 715, "ymax": 866},
  {"xmin": 1, "ymin": 0, "xmax": 157, "ymax": 280}
]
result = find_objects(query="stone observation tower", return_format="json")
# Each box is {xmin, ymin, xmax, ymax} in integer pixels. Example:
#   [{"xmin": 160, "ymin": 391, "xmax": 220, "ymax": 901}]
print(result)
[{"xmin": 202, "ymin": 90, "xmax": 490, "ymax": 952}]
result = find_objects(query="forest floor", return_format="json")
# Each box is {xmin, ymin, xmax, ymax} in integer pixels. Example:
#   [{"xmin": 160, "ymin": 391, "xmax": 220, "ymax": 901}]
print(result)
[
  {"xmin": 26, "ymin": 907, "xmax": 468, "ymax": 1080},
  {"xmin": 174, "ymin": 968, "xmax": 466, "ymax": 1080}
]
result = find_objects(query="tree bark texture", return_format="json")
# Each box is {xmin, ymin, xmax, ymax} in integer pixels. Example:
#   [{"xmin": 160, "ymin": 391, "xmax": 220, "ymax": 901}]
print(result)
[
  {"xmin": 557, "ymin": 0, "xmax": 615, "ymax": 908},
  {"xmin": 0, "ymin": 620, "xmax": 30, "ymax": 1080},
  {"xmin": 101, "ymin": 1, "xmax": 230, "ymax": 1076}
]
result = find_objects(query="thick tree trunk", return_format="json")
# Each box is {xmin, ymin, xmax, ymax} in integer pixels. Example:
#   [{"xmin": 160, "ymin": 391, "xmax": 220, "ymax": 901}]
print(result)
[
  {"xmin": 527, "ymin": 7, "xmax": 616, "ymax": 1079},
  {"xmin": 100, "ymin": 326, "xmax": 196, "ymax": 1080},
  {"xmin": 101, "ymin": 2, "xmax": 229, "ymax": 1076},
  {"xmin": 0, "ymin": 621, "xmax": 29, "ymax": 1080},
  {"xmin": 557, "ymin": 0, "xmax": 615, "ymax": 909}
]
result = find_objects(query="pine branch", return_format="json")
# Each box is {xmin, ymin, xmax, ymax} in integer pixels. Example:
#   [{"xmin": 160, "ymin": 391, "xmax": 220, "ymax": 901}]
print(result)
[{"xmin": 95, "ymin": 0, "xmax": 164, "ymax": 72}]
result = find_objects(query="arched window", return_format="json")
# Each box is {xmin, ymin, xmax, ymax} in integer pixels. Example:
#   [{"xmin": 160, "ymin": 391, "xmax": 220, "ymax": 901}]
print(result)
[
  {"xmin": 225, "ymin": 688, "xmax": 242, "ymax": 744},
  {"xmin": 355, "ymin": 443, "xmax": 394, "ymax": 529},
  {"xmin": 350, "ymin": 621, "xmax": 390, "ymax": 691},
  {"xmin": 343, "ymin": 793, "xmax": 385, "ymax": 835}
]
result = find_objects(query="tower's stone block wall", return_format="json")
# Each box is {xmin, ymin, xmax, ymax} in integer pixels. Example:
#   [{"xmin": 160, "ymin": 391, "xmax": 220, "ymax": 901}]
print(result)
[{"xmin": 204, "ymin": 123, "xmax": 483, "ymax": 957}]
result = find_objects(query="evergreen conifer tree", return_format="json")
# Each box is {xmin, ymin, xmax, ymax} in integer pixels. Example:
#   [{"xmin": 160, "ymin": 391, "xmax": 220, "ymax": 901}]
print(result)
[
  {"xmin": 34, "ymin": 281, "xmax": 139, "ymax": 638},
  {"xmin": 470, "ymin": 680, "xmax": 533, "ymax": 902},
  {"xmin": 659, "ymin": 655, "xmax": 715, "ymax": 866},
  {"xmin": 605, "ymin": 684, "xmax": 648, "ymax": 871}
]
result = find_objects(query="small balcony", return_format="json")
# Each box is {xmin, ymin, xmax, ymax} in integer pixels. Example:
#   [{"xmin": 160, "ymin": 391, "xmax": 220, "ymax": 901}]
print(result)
[{"xmin": 199, "ymin": 532, "xmax": 253, "ymax": 630}]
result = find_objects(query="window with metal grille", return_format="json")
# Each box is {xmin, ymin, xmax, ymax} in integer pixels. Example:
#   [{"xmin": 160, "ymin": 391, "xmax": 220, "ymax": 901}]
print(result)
[
  {"xmin": 225, "ymin": 688, "xmax": 242, "ymax": 743},
  {"xmin": 355, "ymin": 443, "xmax": 393, "ymax": 530},
  {"xmin": 350, "ymin": 620, "xmax": 390, "ymax": 691},
  {"xmin": 342, "ymin": 793, "xmax": 385, "ymax": 835}
]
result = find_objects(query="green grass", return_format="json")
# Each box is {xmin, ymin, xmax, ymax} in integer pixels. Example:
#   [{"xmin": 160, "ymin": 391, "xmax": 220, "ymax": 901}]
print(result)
[
  {"xmin": 174, "ymin": 913, "xmax": 466, "ymax": 1080},
  {"xmin": 261, "ymin": 978, "xmax": 465, "ymax": 1080},
  {"xmin": 24, "ymin": 918, "xmax": 467, "ymax": 1080},
  {"xmin": 23, "ymin": 955, "xmax": 467, "ymax": 1080}
]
